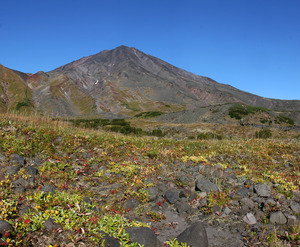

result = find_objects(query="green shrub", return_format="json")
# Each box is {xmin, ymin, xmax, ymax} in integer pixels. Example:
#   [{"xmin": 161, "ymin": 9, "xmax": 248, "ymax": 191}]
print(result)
[
  {"xmin": 255, "ymin": 128, "xmax": 272, "ymax": 139},
  {"xmin": 16, "ymin": 90, "xmax": 31, "ymax": 111},
  {"xmin": 229, "ymin": 103, "xmax": 269, "ymax": 120},
  {"xmin": 260, "ymin": 119, "xmax": 268, "ymax": 124},
  {"xmin": 135, "ymin": 111, "xmax": 163, "ymax": 118},
  {"xmin": 150, "ymin": 129, "xmax": 166, "ymax": 137},
  {"xmin": 70, "ymin": 118, "xmax": 166, "ymax": 137},
  {"xmin": 276, "ymin": 115, "xmax": 294, "ymax": 125},
  {"xmin": 70, "ymin": 118, "xmax": 129, "ymax": 129},
  {"xmin": 111, "ymin": 119, "xmax": 129, "ymax": 126},
  {"xmin": 197, "ymin": 132, "xmax": 222, "ymax": 140},
  {"xmin": 146, "ymin": 150, "xmax": 159, "ymax": 159},
  {"xmin": 228, "ymin": 104, "xmax": 248, "ymax": 119}
]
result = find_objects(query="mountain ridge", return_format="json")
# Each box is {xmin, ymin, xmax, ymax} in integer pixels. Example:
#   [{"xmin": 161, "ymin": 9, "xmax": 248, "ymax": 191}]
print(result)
[{"xmin": 0, "ymin": 46, "xmax": 299, "ymax": 122}]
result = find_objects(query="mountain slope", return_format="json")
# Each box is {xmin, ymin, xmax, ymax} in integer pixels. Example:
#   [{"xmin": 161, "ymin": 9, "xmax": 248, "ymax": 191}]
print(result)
[
  {"xmin": 46, "ymin": 45, "xmax": 300, "ymax": 113},
  {"xmin": 0, "ymin": 46, "xmax": 299, "ymax": 119},
  {"xmin": 0, "ymin": 64, "xmax": 34, "ymax": 113}
]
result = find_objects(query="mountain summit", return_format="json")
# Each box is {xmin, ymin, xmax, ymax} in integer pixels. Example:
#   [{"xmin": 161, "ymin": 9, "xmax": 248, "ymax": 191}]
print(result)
[{"xmin": 0, "ymin": 46, "xmax": 299, "ymax": 119}]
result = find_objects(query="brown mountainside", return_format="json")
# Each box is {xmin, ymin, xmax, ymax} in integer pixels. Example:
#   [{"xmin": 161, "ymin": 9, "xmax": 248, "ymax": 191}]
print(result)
[{"xmin": 0, "ymin": 45, "xmax": 299, "ymax": 122}]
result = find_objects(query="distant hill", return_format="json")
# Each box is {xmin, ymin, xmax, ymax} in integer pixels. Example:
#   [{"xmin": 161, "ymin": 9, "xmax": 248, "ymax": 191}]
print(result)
[{"xmin": 0, "ymin": 45, "xmax": 299, "ymax": 123}]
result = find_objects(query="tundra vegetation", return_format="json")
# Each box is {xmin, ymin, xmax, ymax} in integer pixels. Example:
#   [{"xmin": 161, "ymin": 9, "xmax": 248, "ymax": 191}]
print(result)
[{"xmin": 0, "ymin": 113, "xmax": 299, "ymax": 246}]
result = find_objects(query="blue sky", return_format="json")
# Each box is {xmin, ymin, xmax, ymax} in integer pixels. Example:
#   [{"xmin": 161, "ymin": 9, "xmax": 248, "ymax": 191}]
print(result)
[{"xmin": 1, "ymin": 0, "xmax": 299, "ymax": 100}]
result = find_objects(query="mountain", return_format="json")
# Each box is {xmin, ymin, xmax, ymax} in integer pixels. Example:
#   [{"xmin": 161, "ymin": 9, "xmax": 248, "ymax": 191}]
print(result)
[
  {"xmin": 0, "ymin": 45, "xmax": 299, "ymax": 121},
  {"xmin": 0, "ymin": 64, "xmax": 34, "ymax": 113}
]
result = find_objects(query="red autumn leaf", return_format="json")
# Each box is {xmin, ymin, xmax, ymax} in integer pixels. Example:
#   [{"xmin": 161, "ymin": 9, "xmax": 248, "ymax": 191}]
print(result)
[{"xmin": 111, "ymin": 189, "xmax": 118, "ymax": 194}]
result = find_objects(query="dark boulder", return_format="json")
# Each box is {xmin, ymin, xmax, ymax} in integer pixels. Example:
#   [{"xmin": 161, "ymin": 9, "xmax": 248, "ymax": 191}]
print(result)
[
  {"xmin": 177, "ymin": 221, "xmax": 208, "ymax": 247},
  {"xmin": 0, "ymin": 220, "xmax": 13, "ymax": 237},
  {"xmin": 10, "ymin": 154, "xmax": 26, "ymax": 166},
  {"xmin": 126, "ymin": 227, "xmax": 160, "ymax": 247}
]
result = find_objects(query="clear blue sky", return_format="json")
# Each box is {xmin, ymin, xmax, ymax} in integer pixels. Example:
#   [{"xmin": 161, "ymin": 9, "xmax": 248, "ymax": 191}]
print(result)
[{"xmin": 1, "ymin": 0, "xmax": 299, "ymax": 100}]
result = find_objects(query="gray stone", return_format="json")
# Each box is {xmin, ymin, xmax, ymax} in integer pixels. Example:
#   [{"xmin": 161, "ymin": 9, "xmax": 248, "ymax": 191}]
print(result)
[
  {"xmin": 177, "ymin": 221, "xmax": 208, "ymax": 247},
  {"xmin": 176, "ymin": 202, "xmax": 192, "ymax": 214},
  {"xmin": 13, "ymin": 178, "xmax": 28, "ymax": 194},
  {"xmin": 126, "ymin": 227, "xmax": 160, "ymax": 247},
  {"xmin": 13, "ymin": 178, "xmax": 27, "ymax": 187},
  {"xmin": 165, "ymin": 190, "xmax": 179, "ymax": 204},
  {"xmin": 0, "ymin": 153, "xmax": 5, "ymax": 163},
  {"xmin": 157, "ymin": 182, "xmax": 168, "ymax": 193},
  {"xmin": 43, "ymin": 218, "xmax": 60, "ymax": 232},
  {"xmin": 265, "ymin": 198, "xmax": 276, "ymax": 206},
  {"xmin": 14, "ymin": 185, "xmax": 26, "ymax": 194},
  {"xmin": 292, "ymin": 190, "xmax": 300, "ymax": 201},
  {"xmin": 125, "ymin": 199, "xmax": 139, "ymax": 211},
  {"xmin": 223, "ymin": 206, "xmax": 232, "ymax": 215},
  {"xmin": 18, "ymin": 205, "xmax": 32, "ymax": 216},
  {"xmin": 241, "ymin": 197, "xmax": 255, "ymax": 210},
  {"xmin": 254, "ymin": 183, "xmax": 271, "ymax": 197},
  {"xmin": 196, "ymin": 176, "xmax": 218, "ymax": 193},
  {"xmin": 0, "ymin": 220, "xmax": 13, "ymax": 237},
  {"xmin": 236, "ymin": 176, "xmax": 247, "ymax": 185},
  {"xmin": 236, "ymin": 188, "xmax": 249, "ymax": 198},
  {"xmin": 212, "ymin": 204, "xmax": 221, "ymax": 213},
  {"xmin": 179, "ymin": 189, "xmax": 188, "ymax": 198},
  {"xmin": 146, "ymin": 187, "xmax": 159, "ymax": 201},
  {"xmin": 286, "ymin": 215, "xmax": 299, "ymax": 226},
  {"xmin": 83, "ymin": 197, "xmax": 92, "ymax": 204},
  {"xmin": 40, "ymin": 185, "xmax": 56, "ymax": 194},
  {"xmin": 253, "ymin": 208, "xmax": 265, "ymax": 220},
  {"xmin": 198, "ymin": 198, "xmax": 208, "ymax": 209},
  {"xmin": 206, "ymin": 226, "xmax": 244, "ymax": 247},
  {"xmin": 176, "ymin": 175, "xmax": 193, "ymax": 187},
  {"xmin": 243, "ymin": 213, "xmax": 257, "ymax": 225},
  {"xmin": 5, "ymin": 166, "xmax": 20, "ymax": 175},
  {"xmin": 10, "ymin": 154, "xmax": 25, "ymax": 166},
  {"xmin": 27, "ymin": 177, "xmax": 35, "ymax": 184},
  {"xmin": 290, "ymin": 203, "xmax": 300, "ymax": 213},
  {"xmin": 33, "ymin": 158, "xmax": 42, "ymax": 166},
  {"xmin": 26, "ymin": 166, "xmax": 39, "ymax": 176},
  {"xmin": 269, "ymin": 211, "xmax": 287, "ymax": 225},
  {"xmin": 102, "ymin": 234, "xmax": 120, "ymax": 247},
  {"xmin": 244, "ymin": 179, "xmax": 253, "ymax": 187}
]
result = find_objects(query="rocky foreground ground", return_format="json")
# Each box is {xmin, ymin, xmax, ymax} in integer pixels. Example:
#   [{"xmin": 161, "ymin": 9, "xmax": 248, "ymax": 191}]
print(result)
[
  {"xmin": 0, "ymin": 151, "xmax": 299, "ymax": 246},
  {"xmin": 0, "ymin": 116, "xmax": 299, "ymax": 246}
]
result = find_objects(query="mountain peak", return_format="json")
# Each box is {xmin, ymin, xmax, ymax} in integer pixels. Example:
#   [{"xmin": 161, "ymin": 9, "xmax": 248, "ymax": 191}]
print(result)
[
  {"xmin": 15, "ymin": 45, "xmax": 298, "ymax": 119},
  {"xmin": 115, "ymin": 45, "xmax": 133, "ymax": 50}
]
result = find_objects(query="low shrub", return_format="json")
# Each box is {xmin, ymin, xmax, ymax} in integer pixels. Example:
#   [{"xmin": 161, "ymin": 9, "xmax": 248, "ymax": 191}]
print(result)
[
  {"xmin": 134, "ymin": 111, "xmax": 163, "ymax": 118},
  {"xmin": 276, "ymin": 115, "xmax": 294, "ymax": 125},
  {"xmin": 197, "ymin": 132, "xmax": 222, "ymax": 140},
  {"xmin": 255, "ymin": 128, "xmax": 272, "ymax": 139},
  {"xmin": 229, "ymin": 103, "xmax": 269, "ymax": 120}
]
